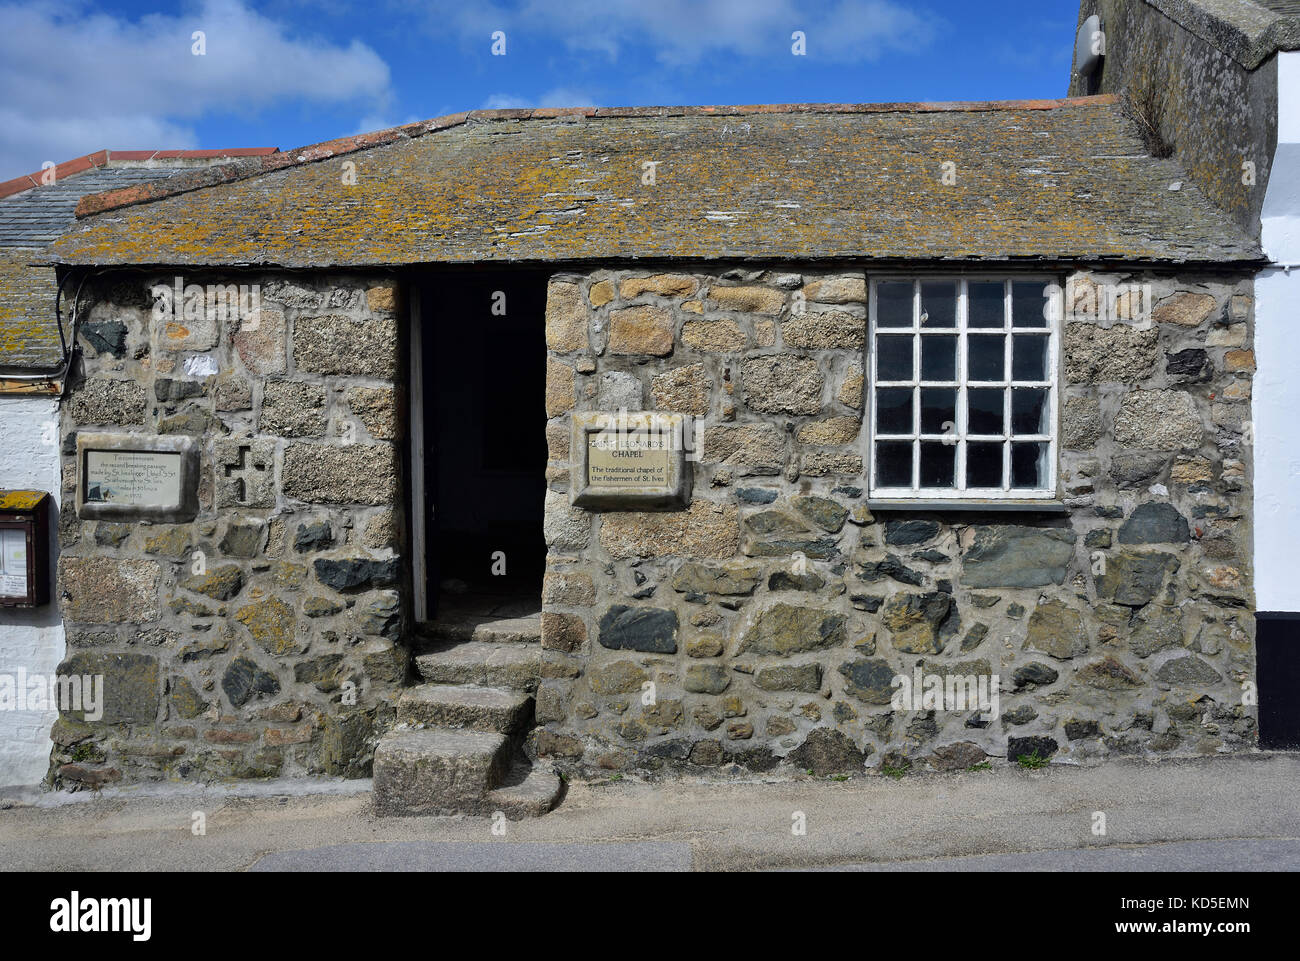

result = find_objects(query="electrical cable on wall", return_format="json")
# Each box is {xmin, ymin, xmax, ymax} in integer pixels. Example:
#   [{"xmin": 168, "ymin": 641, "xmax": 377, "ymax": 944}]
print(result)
[{"xmin": 2, "ymin": 267, "xmax": 114, "ymax": 393}]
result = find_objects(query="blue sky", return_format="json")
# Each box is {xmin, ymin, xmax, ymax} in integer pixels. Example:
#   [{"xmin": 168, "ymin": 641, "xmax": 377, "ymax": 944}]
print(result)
[{"xmin": 1, "ymin": 0, "xmax": 1081, "ymax": 179}]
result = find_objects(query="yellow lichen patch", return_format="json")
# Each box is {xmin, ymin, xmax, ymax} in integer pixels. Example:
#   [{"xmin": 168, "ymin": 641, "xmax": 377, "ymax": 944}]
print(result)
[
  {"xmin": 0, "ymin": 251, "xmax": 63, "ymax": 368},
  {"xmin": 0, "ymin": 490, "xmax": 47, "ymax": 510}
]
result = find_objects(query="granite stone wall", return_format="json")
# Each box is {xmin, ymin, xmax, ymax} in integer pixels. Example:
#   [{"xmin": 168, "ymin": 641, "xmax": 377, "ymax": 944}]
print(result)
[
  {"xmin": 46, "ymin": 260, "xmax": 1261, "ymax": 788},
  {"xmin": 1071, "ymin": 0, "xmax": 1277, "ymax": 238},
  {"xmin": 51, "ymin": 272, "xmax": 407, "ymax": 786},
  {"xmin": 537, "ymin": 266, "xmax": 1258, "ymax": 776}
]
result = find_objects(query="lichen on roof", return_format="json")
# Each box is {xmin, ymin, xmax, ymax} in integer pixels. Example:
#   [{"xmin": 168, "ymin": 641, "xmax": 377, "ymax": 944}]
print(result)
[
  {"xmin": 0, "ymin": 250, "xmax": 62, "ymax": 370},
  {"xmin": 49, "ymin": 97, "xmax": 1261, "ymax": 269},
  {"xmin": 0, "ymin": 158, "xmax": 260, "ymax": 372}
]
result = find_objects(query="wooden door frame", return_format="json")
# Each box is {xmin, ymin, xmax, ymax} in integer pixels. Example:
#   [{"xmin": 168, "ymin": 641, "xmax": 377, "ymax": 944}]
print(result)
[{"xmin": 408, "ymin": 283, "xmax": 429, "ymax": 624}]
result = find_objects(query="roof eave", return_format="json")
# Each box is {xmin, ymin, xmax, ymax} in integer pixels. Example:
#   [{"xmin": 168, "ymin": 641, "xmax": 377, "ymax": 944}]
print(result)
[{"xmin": 46, "ymin": 250, "xmax": 1267, "ymax": 271}]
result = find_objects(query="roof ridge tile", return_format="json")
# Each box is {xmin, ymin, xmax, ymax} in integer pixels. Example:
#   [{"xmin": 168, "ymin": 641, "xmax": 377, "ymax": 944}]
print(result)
[{"xmin": 0, "ymin": 147, "xmax": 275, "ymax": 203}]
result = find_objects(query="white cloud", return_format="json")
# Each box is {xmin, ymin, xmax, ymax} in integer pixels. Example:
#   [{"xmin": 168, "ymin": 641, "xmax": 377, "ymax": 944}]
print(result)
[
  {"xmin": 481, "ymin": 87, "xmax": 596, "ymax": 110},
  {"xmin": 0, "ymin": 109, "xmax": 199, "ymax": 175},
  {"xmin": 354, "ymin": 112, "xmax": 424, "ymax": 135},
  {"xmin": 0, "ymin": 0, "xmax": 393, "ymax": 178},
  {"xmin": 409, "ymin": 0, "xmax": 937, "ymax": 66},
  {"xmin": 481, "ymin": 94, "xmax": 532, "ymax": 110},
  {"xmin": 537, "ymin": 87, "xmax": 598, "ymax": 108}
]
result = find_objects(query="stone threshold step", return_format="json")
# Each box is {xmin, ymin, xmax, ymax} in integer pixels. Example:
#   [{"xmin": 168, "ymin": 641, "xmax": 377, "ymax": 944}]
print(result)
[
  {"xmin": 423, "ymin": 613, "xmax": 542, "ymax": 646},
  {"xmin": 372, "ymin": 730, "xmax": 562, "ymax": 819},
  {"xmin": 414, "ymin": 642, "xmax": 541, "ymax": 692},
  {"xmin": 398, "ymin": 684, "xmax": 534, "ymax": 734},
  {"xmin": 373, "ymin": 728, "xmax": 509, "ymax": 817},
  {"xmin": 486, "ymin": 761, "xmax": 564, "ymax": 820}
]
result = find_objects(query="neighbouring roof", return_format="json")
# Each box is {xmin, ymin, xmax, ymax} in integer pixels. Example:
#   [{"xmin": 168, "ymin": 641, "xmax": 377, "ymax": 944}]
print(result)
[
  {"xmin": 1143, "ymin": 0, "xmax": 1300, "ymax": 68},
  {"xmin": 0, "ymin": 248, "xmax": 61, "ymax": 371},
  {"xmin": 1, "ymin": 149, "xmax": 274, "ymax": 372},
  {"xmin": 49, "ymin": 96, "xmax": 1262, "ymax": 271}
]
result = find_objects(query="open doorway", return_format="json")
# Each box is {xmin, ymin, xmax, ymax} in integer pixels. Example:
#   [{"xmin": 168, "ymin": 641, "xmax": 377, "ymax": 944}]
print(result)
[{"xmin": 413, "ymin": 269, "xmax": 549, "ymax": 622}]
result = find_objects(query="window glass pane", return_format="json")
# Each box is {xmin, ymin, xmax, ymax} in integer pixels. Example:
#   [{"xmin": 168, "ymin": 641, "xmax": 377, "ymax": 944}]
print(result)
[
  {"xmin": 919, "ymin": 442, "xmax": 956, "ymax": 488},
  {"xmin": 921, "ymin": 334, "xmax": 956, "ymax": 380},
  {"xmin": 920, "ymin": 387, "xmax": 956, "ymax": 435},
  {"xmin": 967, "ymin": 334, "xmax": 1005, "ymax": 381},
  {"xmin": 876, "ymin": 335, "xmax": 913, "ymax": 380},
  {"xmin": 1011, "ymin": 387, "xmax": 1049, "ymax": 435},
  {"xmin": 967, "ymin": 388, "xmax": 1004, "ymax": 435},
  {"xmin": 966, "ymin": 441, "xmax": 1003, "ymax": 488},
  {"xmin": 1011, "ymin": 441, "xmax": 1049, "ymax": 489},
  {"xmin": 920, "ymin": 281, "xmax": 956, "ymax": 328},
  {"xmin": 876, "ymin": 282, "xmax": 913, "ymax": 328},
  {"xmin": 876, "ymin": 388, "xmax": 914, "ymax": 435},
  {"xmin": 876, "ymin": 441, "xmax": 913, "ymax": 487},
  {"xmin": 1012, "ymin": 282, "xmax": 1051, "ymax": 328},
  {"xmin": 1012, "ymin": 334, "xmax": 1049, "ymax": 381},
  {"xmin": 870, "ymin": 276, "xmax": 1057, "ymax": 499},
  {"xmin": 968, "ymin": 281, "xmax": 1005, "ymax": 328}
]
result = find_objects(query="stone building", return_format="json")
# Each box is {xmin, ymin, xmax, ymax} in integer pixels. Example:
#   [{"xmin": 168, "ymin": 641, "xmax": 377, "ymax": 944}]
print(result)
[
  {"xmin": 2, "ymin": 0, "xmax": 1296, "ymax": 813},
  {"xmin": 0, "ymin": 148, "xmax": 274, "ymax": 784}
]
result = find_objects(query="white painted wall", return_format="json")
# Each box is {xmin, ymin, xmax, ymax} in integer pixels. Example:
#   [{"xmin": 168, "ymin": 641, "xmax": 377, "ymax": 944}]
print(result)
[
  {"xmin": 1254, "ymin": 50, "xmax": 1300, "ymax": 613},
  {"xmin": 1262, "ymin": 53, "xmax": 1300, "ymax": 258},
  {"xmin": 0, "ymin": 395, "xmax": 63, "ymax": 786},
  {"xmin": 1252, "ymin": 269, "xmax": 1300, "ymax": 612}
]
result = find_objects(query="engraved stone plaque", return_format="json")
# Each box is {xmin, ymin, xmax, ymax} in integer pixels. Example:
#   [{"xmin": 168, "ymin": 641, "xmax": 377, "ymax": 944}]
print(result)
[
  {"xmin": 571, "ymin": 412, "xmax": 692, "ymax": 510},
  {"xmin": 587, "ymin": 432, "xmax": 673, "ymax": 488},
  {"xmin": 85, "ymin": 450, "xmax": 182, "ymax": 508},
  {"xmin": 77, "ymin": 433, "xmax": 200, "ymax": 522}
]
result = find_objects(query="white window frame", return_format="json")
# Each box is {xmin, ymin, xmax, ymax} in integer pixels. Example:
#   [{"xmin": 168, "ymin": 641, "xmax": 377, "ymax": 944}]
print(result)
[{"xmin": 867, "ymin": 275, "xmax": 1061, "ymax": 501}]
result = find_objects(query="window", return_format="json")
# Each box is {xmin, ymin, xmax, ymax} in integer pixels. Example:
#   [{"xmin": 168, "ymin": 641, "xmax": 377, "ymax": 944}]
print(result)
[{"xmin": 868, "ymin": 277, "xmax": 1059, "ymax": 500}]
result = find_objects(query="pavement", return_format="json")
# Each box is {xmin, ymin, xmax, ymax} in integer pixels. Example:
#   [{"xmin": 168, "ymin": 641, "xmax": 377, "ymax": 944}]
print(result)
[{"xmin": 1, "ymin": 752, "xmax": 1298, "ymax": 871}]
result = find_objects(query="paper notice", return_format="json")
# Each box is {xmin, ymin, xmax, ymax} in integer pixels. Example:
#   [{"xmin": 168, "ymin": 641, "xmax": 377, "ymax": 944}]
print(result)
[
  {"xmin": 0, "ymin": 529, "xmax": 26, "ymax": 596},
  {"xmin": 0, "ymin": 528, "xmax": 24, "ymax": 571}
]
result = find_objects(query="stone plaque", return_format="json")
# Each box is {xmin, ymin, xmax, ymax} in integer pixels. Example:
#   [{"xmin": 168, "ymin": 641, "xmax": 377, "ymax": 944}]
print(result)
[
  {"xmin": 587, "ymin": 432, "xmax": 673, "ymax": 488},
  {"xmin": 77, "ymin": 433, "xmax": 200, "ymax": 522},
  {"xmin": 572, "ymin": 411, "xmax": 692, "ymax": 510},
  {"xmin": 85, "ymin": 450, "xmax": 182, "ymax": 508}
]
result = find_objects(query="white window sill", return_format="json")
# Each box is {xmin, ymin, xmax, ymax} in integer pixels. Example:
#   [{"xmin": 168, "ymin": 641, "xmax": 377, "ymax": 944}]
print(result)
[{"xmin": 866, "ymin": 499, "xmax": 1067, "ymax": 513}]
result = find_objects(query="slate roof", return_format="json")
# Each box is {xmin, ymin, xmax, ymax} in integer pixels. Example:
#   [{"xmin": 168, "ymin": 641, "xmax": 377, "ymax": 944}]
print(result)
[
  {"xmin": 0, "ymin": 248, "xmax": 61, "ymax": 370},
  {"xmin": 49, "ymin": 96, "xmax": 1260, "ymax": 271},
  {"xmin": 0, "ymin": 167, "xmax": 201, "ymax": 246},
  {"xmin": 1, "ymin": 151, "xmax": 274, "ymax": 372}
]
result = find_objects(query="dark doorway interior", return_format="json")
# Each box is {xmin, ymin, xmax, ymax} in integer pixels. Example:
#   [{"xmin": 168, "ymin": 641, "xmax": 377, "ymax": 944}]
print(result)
[
  {"xmin": 1257, "ymin": 613, "xmax": 1300, "ymax": 749},
  {"xmin": 419, "ymin": 270, "xmax": 548, "ymax": 615}
]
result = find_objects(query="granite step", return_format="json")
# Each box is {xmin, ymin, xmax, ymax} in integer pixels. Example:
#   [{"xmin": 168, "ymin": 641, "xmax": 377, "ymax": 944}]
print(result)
[
  {"xmin": 426, "ymin": 612, "xmax": 542, "ymax": 646},
  {"xmin": 414, "ymin": 641, "xmax": 542, "ymax": 692},
  {"xmin": 372, "ymin": 728, "xmax": 510, "ymax": 817},
  {"xmin": 397, "ymin": 684, "xmax": 534, "ymax": 734},
  {"xmin": 486, "ymin": 760, "xmax": 564, "ymax": 820}
]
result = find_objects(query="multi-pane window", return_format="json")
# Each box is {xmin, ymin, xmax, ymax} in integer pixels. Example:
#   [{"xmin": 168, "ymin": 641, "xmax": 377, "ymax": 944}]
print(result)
[{"xmin": 868, "ymin": 278, "xmax": 1059, "ymax": 499}]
